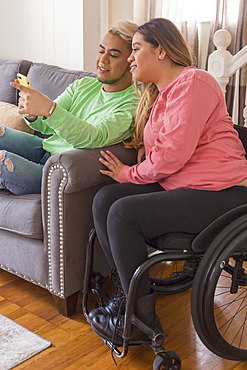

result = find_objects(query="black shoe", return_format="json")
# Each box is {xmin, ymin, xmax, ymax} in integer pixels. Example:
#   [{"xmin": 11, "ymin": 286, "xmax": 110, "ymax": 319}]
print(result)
[
  {"xmin": 91, "ymin": 293, "xmax": 164, "ymax": 346},
  {"xmin": 87, "ymin": 269, "xmax": 126, "ymax": 324},
  {"xmin": 91, "ymin": 313, "xmax": 152, "ymax": 346}
]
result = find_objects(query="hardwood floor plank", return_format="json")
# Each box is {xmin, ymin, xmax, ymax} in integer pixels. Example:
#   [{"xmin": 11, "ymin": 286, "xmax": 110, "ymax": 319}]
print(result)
[{"xmin": 0, "ymin": 270, "xmax": 246, "ymax": 369}]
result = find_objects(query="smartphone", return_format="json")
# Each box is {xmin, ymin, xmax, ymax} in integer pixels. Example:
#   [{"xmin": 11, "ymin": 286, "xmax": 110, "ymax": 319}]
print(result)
[{"xmin": 17, "ymin": 73, "xmax": 31, "ymax": 88}]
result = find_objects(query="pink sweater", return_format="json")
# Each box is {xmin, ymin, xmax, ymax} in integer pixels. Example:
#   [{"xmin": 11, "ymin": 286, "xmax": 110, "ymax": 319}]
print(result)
[{"xmin": 118, "ymin": 67, "xmax": 247, "ymax": 191}]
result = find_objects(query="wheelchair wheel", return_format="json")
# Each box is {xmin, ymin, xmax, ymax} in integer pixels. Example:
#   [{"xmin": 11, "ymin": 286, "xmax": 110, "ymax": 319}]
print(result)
[
  {"xmin": 153, "ymin": 352, "xmax": 181, "ymax": 370},
  {"xmin": 191, "ymin": 215, "xmax": 247, "ymax": 361},
  {"xmin": 148, "ymin": 248, "xmax": 200, "ymax": 295}
]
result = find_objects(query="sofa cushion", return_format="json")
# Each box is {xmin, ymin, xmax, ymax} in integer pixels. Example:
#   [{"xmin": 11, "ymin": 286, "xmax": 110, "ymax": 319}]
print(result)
[
  {"xmin": 0, "ymin": 190, "xmax": 43, "ymax": 239},
  {"xmin": 0, "ymin": 60, "xmax": 32, "ymax": 105},
  {"xmin": 0, "ymin": 102, "xmax": 34, "ymax": 134},
  {"xmin": 27, "ymin": 63, "xmax": 97, "ymax": 101}
]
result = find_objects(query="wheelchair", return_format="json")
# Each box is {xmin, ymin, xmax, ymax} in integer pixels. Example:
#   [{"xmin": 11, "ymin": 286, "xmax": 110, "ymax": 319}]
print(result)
[{"xmin": 82, "ymin": 125, "xmax": 247, "ymax": 370}]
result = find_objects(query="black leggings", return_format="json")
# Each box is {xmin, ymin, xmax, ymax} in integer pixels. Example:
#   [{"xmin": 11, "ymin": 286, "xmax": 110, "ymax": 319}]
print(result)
[{"xmin": 92, "ymin": 183, "xmax": 247, "ymax": 297}]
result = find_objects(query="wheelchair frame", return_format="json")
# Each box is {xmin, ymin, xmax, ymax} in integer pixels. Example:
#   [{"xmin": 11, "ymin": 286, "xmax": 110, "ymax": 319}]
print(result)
[{"xmin": 83, "ymin": 206, "xmax": 247, "ymax": 369}]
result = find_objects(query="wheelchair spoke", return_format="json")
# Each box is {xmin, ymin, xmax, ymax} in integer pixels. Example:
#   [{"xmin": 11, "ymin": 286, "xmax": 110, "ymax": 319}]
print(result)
[
  {"xmin": 216, "ymin": 300, "xmax": 247, "ymax": 334},
  {"xmin": 214, "ymin": 288, "xmax": 247, "ymax": 312},
  {"xmin": 212, "ymin": 258, "xmax": 247, "ymax": 348},
  {"xmin": 149, "ymin": 259, "xmax": 197, "ymax": 294},
  {"xmin": 150, "ymin": 260, "xmax": 185, "ymax": 282},
  {"xmin": 230, "ymin": 312, "xmax": 247, "ymax": 347}
]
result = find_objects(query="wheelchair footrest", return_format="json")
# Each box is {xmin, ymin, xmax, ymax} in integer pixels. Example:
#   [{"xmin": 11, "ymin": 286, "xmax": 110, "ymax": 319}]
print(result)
[{"xmin": 129, "ymin": 314, "xmax": 164, "ymax": 345}]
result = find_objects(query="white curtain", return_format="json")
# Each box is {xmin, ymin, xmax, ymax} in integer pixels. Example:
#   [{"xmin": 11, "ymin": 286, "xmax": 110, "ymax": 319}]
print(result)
[
  {"xmin": 150, "ymin": 0, "xmax": 247, "ymax": 124},
  {"xmin": 150, "ymin": 0, "xmax": 212, "ymax": 66}
]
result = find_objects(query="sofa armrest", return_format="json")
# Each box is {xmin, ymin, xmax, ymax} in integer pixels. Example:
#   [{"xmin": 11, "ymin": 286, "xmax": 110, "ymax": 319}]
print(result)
[
  {"xmin": 41, "ymin": 143, "xmax": 137, "ymax": 298},
  {"xmin": 42, "ymin": 143, "xmax": 137, "ymax": 194}
]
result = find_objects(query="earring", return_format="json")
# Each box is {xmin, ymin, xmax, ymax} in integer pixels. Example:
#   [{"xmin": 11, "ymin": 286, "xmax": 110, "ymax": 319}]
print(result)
[{"xmin": 159, "ymin": 55, "xmax": 162, "ymax": 59}]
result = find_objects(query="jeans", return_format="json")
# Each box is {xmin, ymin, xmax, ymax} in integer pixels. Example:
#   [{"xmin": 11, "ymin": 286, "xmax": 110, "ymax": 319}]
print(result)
[
  {"xmin": 0, "ymin": 125, "xmax": 50, "ymax": 195},
  {"xmin": 93, "ymin": 183, "xmax": 247, "ymax": 297}
]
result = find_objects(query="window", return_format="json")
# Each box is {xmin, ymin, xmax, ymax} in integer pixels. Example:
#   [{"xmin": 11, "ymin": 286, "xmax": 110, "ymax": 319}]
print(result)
[{"xmin": 161, "ymin": 0, "xmax": 240, "ymax": 24}]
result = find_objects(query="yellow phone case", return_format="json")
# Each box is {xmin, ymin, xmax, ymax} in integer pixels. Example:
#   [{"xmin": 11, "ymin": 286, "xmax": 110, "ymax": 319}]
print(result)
[{"xmin": 17, "ymin": 73, "xmax": 31, "ymax": 88}]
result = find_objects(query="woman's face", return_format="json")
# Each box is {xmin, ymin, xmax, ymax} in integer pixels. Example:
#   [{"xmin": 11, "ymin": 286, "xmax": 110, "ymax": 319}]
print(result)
[{"xmin": 128, "ymin": 32, "xmax": 160, "ymax": 83}]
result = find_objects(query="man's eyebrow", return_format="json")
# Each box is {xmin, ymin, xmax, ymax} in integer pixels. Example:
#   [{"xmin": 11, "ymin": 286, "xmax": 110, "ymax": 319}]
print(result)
[{"xmin": 99, "ymin": 44, "xmax": 122, "ymax": 53}]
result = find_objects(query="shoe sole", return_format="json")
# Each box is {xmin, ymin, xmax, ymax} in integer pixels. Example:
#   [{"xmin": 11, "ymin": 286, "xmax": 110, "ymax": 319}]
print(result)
[{"xmin": 91, "ymin": 324, "xmax": 151, "ymax": 347}]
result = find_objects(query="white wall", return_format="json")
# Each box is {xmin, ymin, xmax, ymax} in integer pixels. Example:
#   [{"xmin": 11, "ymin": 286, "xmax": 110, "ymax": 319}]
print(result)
[
  {"xmin": 82, "ymin": 0, "xmax": 100, "ymax": 71},
  {"xmin": 0, "ymin": 0, "xmax": 83, "ymax": 70},
  {"xmin": 108, "ymin": 0, "xmax": 134, "ymax": 26},
  {"xmin": 108, "ymin": 0, "xmax": 150, "ymax": 28},
  {"xmin": 0, "ymin": 0, "xmax": 149, "ymax": 71}
]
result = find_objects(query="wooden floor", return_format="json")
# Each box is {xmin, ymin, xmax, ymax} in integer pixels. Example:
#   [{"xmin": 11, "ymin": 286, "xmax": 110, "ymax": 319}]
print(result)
[{"xmin": 0, "ymin": 269, "xmax": 246, "ymax": 370}]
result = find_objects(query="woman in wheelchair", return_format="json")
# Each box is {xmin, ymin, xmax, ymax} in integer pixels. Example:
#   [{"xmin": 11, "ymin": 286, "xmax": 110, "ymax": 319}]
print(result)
[{"xmin": 88, "ymin": 18, "xmax": 247, "ymax": 348}]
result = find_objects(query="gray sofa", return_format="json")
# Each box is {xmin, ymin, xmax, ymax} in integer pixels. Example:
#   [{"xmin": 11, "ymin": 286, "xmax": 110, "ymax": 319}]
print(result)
[{"xmin": 0, "ymin": 59, "xmax": 137, "ymax": 316}]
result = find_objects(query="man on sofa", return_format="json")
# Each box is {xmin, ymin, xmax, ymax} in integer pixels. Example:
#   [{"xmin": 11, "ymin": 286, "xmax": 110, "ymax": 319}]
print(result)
[{"xmin": 0, "ymin": 20, "xmax": 138, "ymax": 195}]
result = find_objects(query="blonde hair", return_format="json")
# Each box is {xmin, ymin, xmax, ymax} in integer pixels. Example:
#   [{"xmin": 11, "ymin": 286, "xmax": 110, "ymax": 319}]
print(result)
[
  {"xmin": 126, "ymin": 18, "xmax": 194, "ymax": 149},
  {"xmin": 109, "ymin": 20, "xmax": 138, "ymax": 49}
]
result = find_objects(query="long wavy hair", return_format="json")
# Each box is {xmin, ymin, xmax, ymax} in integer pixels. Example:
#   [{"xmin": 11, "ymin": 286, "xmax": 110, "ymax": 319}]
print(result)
[{"xmin": 126, "ymin": 18, "xmax": 195, "ymax": 149}]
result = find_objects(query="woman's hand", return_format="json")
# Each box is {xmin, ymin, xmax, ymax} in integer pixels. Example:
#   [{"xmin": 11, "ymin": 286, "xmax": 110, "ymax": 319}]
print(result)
[
  {"xmin": 99, "ymin": 150, "xmax": 127, "ymax": 182},
  {"xmin": 10, "ymin": 80, "xmax": 54, "ymax": 118}
]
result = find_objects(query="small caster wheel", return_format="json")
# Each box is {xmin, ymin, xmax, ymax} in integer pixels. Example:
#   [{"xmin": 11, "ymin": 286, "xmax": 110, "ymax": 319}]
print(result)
[{"xmin": 153, "ymin": 351, "xmax": 181, "ymax": 370}]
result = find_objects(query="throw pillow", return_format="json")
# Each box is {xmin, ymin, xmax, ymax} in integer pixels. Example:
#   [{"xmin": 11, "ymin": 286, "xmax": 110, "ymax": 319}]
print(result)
[{"xmin": 0, "ymin": 102, "xmax": 34, "ymax": 134}]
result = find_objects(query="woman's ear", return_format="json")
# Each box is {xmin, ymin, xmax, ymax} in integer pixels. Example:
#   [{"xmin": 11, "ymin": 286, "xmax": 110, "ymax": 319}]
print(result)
[{"xmin": 158, "ymin": 47, "xmax": 166, "ymax": 60}]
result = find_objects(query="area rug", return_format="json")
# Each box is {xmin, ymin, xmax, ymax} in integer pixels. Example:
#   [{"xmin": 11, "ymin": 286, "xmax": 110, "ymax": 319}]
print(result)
[{"xmin": 0, "ymin": 314, "xmax": 51, "ymax": 370}]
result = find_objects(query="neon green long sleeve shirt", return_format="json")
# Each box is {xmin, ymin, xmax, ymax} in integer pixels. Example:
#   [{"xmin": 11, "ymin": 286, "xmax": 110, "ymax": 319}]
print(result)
[{"xmin": 27, "ymin": 77, "xmax": 139, "ymax": 155}]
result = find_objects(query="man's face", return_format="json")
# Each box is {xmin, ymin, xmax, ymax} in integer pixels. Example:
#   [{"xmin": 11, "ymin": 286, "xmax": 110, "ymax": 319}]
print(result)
[{"xmin": 96, "ymin": 32, "xmax": 132, "ymax": 92}]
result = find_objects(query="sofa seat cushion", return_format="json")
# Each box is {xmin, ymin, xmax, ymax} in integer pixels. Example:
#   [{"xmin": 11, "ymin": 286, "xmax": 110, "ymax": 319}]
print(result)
[{"xmin": 0, "ymin": 190, "xmax": 42, "ymax": 239}]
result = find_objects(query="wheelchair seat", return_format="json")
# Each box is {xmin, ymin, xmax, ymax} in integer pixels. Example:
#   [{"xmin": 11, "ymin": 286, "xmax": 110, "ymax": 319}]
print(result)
[
  {"xmin": 148, "ymin": 203, "xmax": 247, "ymax": 253},
  {"xmin": 145, "ymin": 203, "xmax": 247, "ymax": 296}
]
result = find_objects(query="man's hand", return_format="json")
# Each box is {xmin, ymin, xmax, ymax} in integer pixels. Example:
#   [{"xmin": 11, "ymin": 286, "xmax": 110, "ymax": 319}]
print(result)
[
  {"xmin": 10, "ymin": 80, "xmax": 54, "ymax": 118},
  {"xmin": 137, "ymin": 146, "xmax": 145, "ymax": 163},
  {"xmin": 99, "ymin": 150, "xmax": 128, "ymax": 182}
]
